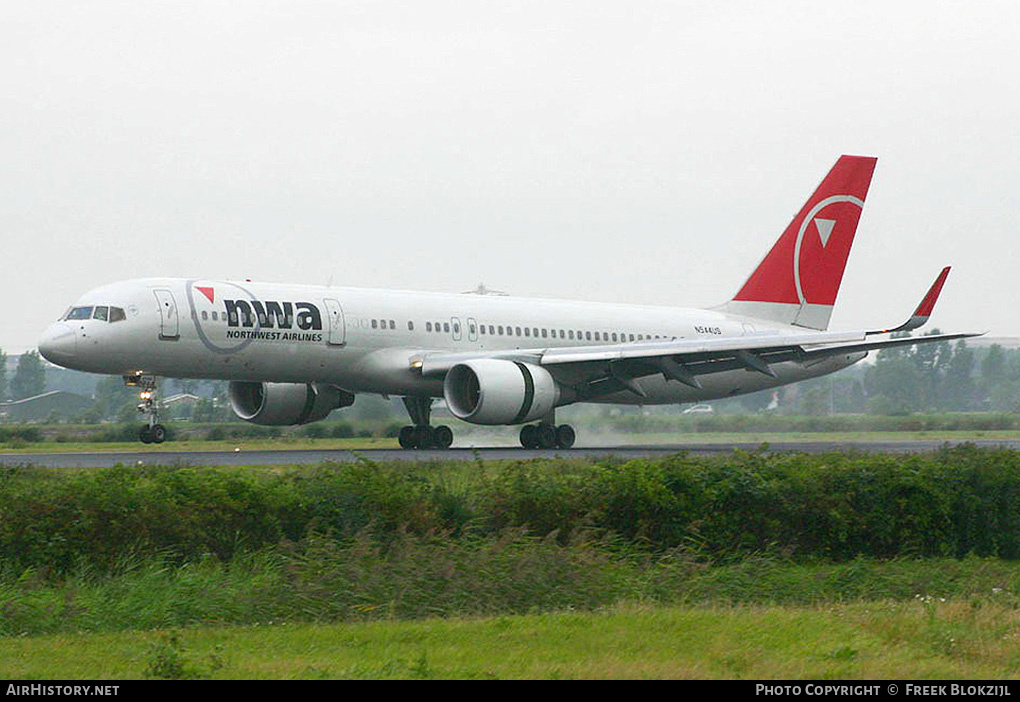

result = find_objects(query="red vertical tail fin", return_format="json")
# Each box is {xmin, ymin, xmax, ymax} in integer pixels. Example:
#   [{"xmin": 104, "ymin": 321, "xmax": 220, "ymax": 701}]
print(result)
[{"xmin": 723, "ymin": 155, "xmax": 878, "ymax": 330}]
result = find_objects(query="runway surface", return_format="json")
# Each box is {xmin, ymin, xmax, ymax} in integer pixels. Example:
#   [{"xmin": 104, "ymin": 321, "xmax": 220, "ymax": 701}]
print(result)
[{"xmin": 3, "ymin": 439, "xmax": 1020, "ymax": 468}]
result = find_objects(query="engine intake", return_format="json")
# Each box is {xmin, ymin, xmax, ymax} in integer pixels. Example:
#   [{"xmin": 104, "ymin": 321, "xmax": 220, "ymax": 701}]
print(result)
[
  {"xmin": 444, "ymin": 359, "xmax": 560, "ymax": 425},
  {"xmin": 229, "ymin": 381, "xmax": 354, "ymax": 425}
]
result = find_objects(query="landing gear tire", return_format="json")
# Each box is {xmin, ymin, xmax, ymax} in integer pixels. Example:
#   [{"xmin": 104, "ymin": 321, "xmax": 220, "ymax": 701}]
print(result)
[
  {"xmin": 537, "ymin": 423, "xmax": 557, "ymax": 449},
  {"xmin": 139, "ymin": 424, "xmax": 167, "ymax": 445},
  {"xmin": 555, "ymin": 424, "xmax": 576, "ymax": 449},
  {"xmin": 520, "ymin": 424, "xmax": 538, "ymax": 449},
  {"xmin": 432, "ymin": 425, "xmax": 454, "ymax": 449},
  {"xmin": 398, "ymin": 425, "xmax": 416, "ymax": 449}
]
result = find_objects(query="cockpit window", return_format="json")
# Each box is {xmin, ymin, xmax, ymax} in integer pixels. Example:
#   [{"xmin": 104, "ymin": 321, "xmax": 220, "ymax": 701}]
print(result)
[
  {"xmin": 64, "ymin": 305, "xmax": 126, "ymax": 322},
  {"xmin": 66, "ymin": 306, "xmax": 93, "ymax": 320}
]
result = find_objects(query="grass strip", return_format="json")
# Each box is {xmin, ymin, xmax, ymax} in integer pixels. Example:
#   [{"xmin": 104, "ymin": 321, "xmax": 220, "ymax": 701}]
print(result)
[{"xmin": 2, "ymin": 601, "xmax": 1019, "ymax": 679}]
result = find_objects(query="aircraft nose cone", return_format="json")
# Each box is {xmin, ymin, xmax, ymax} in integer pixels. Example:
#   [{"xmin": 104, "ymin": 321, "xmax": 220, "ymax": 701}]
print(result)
[{"xmin": 39, "ymin": 323, "xmax": 77, "ymax": 364}]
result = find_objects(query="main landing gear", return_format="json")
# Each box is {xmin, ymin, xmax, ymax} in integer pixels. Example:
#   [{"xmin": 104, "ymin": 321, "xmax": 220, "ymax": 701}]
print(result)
[
  {"xmin": 397, "ymin": 396, "xmax": 454, "ymax": 449},
  {"xmin": 395, "ymin": 397, "xmax": 576, "ymax": 450},
  {"xmin": 519, "ymin": 422, "xmax": 575, "ymax": 449},
  {"xmin": 125, "ymin": 373, "xmax": 168, "ymax": 444}
]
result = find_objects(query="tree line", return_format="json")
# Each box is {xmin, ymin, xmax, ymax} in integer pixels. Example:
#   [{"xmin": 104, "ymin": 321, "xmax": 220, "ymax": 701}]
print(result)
[{"xmin": 0, "ymin": 349, "xmax": 46, "ymax": 403}]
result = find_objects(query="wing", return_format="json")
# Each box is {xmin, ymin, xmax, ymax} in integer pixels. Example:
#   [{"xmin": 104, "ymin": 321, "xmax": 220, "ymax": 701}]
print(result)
[
  {"xmin": 410, "ymin": 267, "xmax": 978, "ymax": 400},
  {"xmin": 413, "ymin": 328, "xmax": 979, "ymax": 400}
]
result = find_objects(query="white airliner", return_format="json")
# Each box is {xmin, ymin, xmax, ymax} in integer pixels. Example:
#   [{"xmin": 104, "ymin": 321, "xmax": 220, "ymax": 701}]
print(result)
[{"xmin": 38, "ymin": 156, "xmax": 976, "ymax": 448}]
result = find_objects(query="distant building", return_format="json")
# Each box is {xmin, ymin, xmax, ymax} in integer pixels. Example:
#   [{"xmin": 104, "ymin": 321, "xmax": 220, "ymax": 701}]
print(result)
[{"xmin": 163, "ymin": 393, "xmax": 202, "ymax": 408}]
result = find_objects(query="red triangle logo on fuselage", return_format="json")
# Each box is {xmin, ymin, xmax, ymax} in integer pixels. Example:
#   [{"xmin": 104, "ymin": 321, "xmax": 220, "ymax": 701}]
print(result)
[{"xmin": 197, "ymin": 286, "xmax": 215, "ymax": 304}]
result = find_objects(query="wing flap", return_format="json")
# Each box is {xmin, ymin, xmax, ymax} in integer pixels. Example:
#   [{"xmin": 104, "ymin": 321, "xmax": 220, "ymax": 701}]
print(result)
[{"xmin": 539, "ymin": 329, "xmax": 865, "ymax": 365}]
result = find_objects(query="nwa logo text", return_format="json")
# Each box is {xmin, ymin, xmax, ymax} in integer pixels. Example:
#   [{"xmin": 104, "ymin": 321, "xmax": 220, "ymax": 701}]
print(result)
[
  {"xmin": 223, "ymin": 299, "xmax": 324, "ymax": 343},
  {"xmin": 224, "ymin": 299, "xmax": 322, "ymax": 330}
]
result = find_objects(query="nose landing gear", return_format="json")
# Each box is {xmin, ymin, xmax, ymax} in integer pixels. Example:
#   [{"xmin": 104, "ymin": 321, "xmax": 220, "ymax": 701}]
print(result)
[{"xmin": 125, "ymin": 373, "xmax": 167, "ymax": 444}]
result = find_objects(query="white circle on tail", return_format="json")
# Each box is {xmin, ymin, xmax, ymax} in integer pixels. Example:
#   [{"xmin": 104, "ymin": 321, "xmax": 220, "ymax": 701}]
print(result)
[{"xmin": 792, "ymin": 195, "xmax": 864, "ymax": 306}]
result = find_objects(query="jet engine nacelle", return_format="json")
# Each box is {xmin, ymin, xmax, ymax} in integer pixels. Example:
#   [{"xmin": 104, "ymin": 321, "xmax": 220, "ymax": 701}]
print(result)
[
  {"xmin": 444, "ymin": 359, "xmax": 560, "ymax": 425},
  {"xmin": 228, "ymin": 381, "xmax": 354, "ymax": 426}
]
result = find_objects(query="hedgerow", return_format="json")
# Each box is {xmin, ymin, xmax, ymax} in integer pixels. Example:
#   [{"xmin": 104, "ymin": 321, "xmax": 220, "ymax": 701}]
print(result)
[{"xmin": 3, "ymin": 445, "xmax": 1020, "ymax": 575}]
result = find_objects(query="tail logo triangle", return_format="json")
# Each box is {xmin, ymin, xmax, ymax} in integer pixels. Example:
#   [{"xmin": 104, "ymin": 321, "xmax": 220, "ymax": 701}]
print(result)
[{"xmin": 814, "ymin": 218, "xmax": 836, "ymax": 247}]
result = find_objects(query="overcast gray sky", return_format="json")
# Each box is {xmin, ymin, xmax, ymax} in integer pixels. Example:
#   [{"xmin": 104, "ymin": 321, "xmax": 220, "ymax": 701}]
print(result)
[{"xmin": 2, "ymin": 1, "xmax": 1018, "ymax": 353}]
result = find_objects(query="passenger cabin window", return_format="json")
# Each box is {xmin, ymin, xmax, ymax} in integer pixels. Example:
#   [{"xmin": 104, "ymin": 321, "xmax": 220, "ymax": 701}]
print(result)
[{"xmin": 408, "ymin": 321, "xmax": 414, "ymax": 331}]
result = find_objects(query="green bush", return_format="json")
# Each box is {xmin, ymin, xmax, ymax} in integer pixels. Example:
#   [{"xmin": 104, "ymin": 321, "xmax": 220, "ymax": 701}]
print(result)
[
  {"xmin": 0, "ymin": 426, "xmax": 43, "ymax": 443},
  {"xmin": 4, "ymin": 447, "xmax": 1020, "ymax": 576}
]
